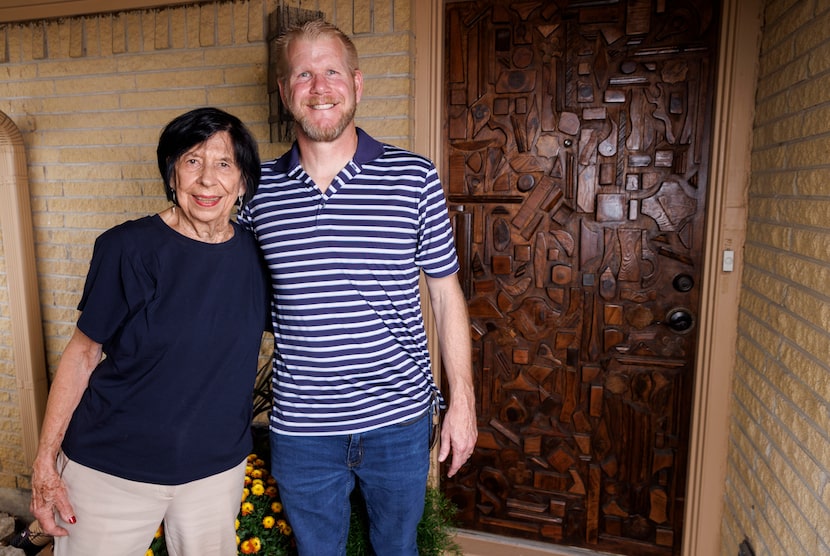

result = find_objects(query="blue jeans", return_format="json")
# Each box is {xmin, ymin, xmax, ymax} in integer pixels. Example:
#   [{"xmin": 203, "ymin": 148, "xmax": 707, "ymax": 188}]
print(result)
[{"xmin": 271, "ymin": 412, "xmax": 431, "ymax": 556}]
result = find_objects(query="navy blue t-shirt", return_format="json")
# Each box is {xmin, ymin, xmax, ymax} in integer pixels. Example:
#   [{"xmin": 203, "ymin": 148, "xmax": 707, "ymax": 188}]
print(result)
[{"xmin": 62, "ymin": 215, "xmax": 269, "ymax": 485}]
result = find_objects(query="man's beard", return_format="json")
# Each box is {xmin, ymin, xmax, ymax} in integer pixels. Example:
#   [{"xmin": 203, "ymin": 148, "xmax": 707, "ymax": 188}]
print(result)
[{"xmin": 290, "ymin": 98, "xmax": 357, "ymax": 142}]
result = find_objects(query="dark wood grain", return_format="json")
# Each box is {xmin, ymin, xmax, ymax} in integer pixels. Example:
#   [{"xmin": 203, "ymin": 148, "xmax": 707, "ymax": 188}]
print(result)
[{"xmin": 441, "ymin": 2, "xmax": 718, "ymax": 554}]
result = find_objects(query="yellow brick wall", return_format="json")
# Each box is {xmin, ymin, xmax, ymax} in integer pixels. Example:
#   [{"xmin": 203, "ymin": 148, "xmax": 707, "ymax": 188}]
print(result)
[
  {"xmin": 0, "ymin": 0, "xmax": 413, "ymax": 490},
  {"xmin": 721, "ymin": 0, "xmax": 830, "ymax": 554},
  {"xmin": 0, "ymin": 227, "xmax": 20, "ymax": 487}
]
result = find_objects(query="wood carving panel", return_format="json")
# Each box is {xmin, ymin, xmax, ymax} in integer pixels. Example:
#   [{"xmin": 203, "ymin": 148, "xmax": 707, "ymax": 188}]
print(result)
[{"xmin": 441, "ymin": 2, "xmax": 719, "ymax": 555}]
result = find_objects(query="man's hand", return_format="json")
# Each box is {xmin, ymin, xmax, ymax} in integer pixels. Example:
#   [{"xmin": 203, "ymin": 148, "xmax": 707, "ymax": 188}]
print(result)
[{"xmin": 438, "ymin": 399, "xmax": 478, "ymax": 477}]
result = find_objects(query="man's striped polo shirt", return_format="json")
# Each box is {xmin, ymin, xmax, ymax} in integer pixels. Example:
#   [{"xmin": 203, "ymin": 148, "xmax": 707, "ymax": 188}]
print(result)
[{"xmin": 241, "ymin": 128, "xmax": 460, "ymax": 435}]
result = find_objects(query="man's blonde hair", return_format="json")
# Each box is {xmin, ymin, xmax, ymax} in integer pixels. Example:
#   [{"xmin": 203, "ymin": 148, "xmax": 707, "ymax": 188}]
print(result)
[{"xmin": 274, "ymin": 19, "xmax": 360, "ymax": 84}]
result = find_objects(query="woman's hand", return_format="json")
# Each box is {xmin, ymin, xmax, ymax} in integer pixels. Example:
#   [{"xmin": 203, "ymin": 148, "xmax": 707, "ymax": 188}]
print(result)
[{"xmin": 30, "ymin": 455, "xmax": 75, "ymax": 536}]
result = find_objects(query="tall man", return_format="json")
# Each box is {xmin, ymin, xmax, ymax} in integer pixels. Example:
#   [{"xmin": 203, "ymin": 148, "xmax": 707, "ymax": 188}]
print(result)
[{"xmin": 240, "ymin": 19, "xmax": 477, "ymax": 556}]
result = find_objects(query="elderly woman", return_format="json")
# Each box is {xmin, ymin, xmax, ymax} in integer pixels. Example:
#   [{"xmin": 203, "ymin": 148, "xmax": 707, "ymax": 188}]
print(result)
[{"xmin": 30, "ymin": 107, "xmax": 270, "ymax": 556}]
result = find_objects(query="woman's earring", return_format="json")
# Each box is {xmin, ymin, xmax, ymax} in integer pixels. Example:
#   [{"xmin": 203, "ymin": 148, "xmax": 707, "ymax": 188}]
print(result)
[
  {"xmin": 171, "ymin": 189, "xmax": 177, "ymax": 206},
  {"xmin": 237, "ymin": 194, "xmax": 244, "ymax": 208}
]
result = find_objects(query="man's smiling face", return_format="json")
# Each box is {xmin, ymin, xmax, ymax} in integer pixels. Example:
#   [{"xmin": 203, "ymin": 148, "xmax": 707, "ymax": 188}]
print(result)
[{"xmin": 280, "ymin": 36, "xmax": 363, "ymax": 143}]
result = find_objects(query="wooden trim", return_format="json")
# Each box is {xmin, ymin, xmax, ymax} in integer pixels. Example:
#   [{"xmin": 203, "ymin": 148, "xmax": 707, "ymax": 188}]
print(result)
[
  {"xmin": 414, "ymin": 0, "xmax": 445, "ymax": 484},
  {"xmin": 412, "ymin": 0, "xmax": 443, "ymax": 171},
  {"xmin": 0, "ymin": 112, "xmax": 48, "ymax": 468},
  {"xmin": 0, "ymin": 1, "xmax": 208, "ymax": 24},
  {"xmin": 681, "ymin": 1, "xmax": 762, "ymax": 554}
]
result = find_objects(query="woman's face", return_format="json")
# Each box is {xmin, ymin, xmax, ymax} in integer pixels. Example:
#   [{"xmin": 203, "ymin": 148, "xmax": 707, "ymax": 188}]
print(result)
[{"xmin": 172, "ymin": 130, "xmax": 244, "ymax": 228}]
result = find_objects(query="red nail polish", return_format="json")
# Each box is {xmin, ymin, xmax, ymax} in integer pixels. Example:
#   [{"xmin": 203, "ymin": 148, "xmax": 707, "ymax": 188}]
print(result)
[{"xmin": 68, "ymin": 516, "xmax": 76, "ymax": 524}]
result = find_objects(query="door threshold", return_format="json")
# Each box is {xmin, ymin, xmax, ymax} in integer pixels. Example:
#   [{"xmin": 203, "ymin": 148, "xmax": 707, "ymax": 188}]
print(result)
[{"xmin": 453, "ymin": 530, "xmax": 619, "ymax": 556}]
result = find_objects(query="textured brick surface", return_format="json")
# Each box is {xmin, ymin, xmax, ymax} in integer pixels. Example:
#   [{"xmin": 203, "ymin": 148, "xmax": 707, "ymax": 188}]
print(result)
[
  {"xmin": 0, "ymin": 0, "xmax": 414, "ymax": 490},
  {"xmin": 722, "ymin": 0, "xmax": 830, "ymax": 554}
]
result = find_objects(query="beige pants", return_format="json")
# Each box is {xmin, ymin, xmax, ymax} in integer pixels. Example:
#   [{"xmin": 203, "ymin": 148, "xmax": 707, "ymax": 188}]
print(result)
[{"xmin": 54, "ymin": 452, "xmax": 246, "ymax": 556}]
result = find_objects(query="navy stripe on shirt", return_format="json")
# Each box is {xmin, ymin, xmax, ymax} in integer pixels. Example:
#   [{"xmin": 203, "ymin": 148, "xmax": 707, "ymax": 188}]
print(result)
[{"xmin": 242, "ymin": 129, "xmax": 459, "ymax": 435}]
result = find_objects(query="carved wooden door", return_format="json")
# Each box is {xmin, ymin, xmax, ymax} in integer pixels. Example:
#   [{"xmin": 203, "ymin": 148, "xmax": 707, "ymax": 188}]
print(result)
[{"xmin": 440, "ymin": 1, "xmax": 718, "ymax": 555}]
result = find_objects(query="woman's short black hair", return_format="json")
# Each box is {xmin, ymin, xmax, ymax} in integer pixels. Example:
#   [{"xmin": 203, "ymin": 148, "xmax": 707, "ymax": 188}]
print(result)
[{"xmin": 156, "ymin": 107, "xmax": 261, "ymax": 206}]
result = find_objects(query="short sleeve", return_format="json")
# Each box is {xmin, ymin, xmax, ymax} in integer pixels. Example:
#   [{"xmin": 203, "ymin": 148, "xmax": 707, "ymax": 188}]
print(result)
[
  {"xmin": 415, "ymin": 165, "xmax": 460, "ymax": 278},
  {"xmin": 77, "ymin": 224, "xmax": 155, "ymax": 345}
]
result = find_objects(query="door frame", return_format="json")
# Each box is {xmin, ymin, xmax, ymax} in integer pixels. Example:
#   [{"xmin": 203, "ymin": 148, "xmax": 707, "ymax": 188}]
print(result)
[{"xmin": 413, "ymin": 1, "xmax": 763, "ymax": 554}]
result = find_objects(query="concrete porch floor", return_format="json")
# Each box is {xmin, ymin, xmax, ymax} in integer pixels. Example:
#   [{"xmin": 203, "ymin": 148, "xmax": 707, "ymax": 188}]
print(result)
[{"xmin": 454, "ymin": 530, "xmax": 618, "ymax": 556}]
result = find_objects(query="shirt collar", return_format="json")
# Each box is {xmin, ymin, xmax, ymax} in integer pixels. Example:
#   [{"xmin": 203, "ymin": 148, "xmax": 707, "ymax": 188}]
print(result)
[{"xmin": 271, "ymin": 127, "xmax": 383, "ymax": 176}]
